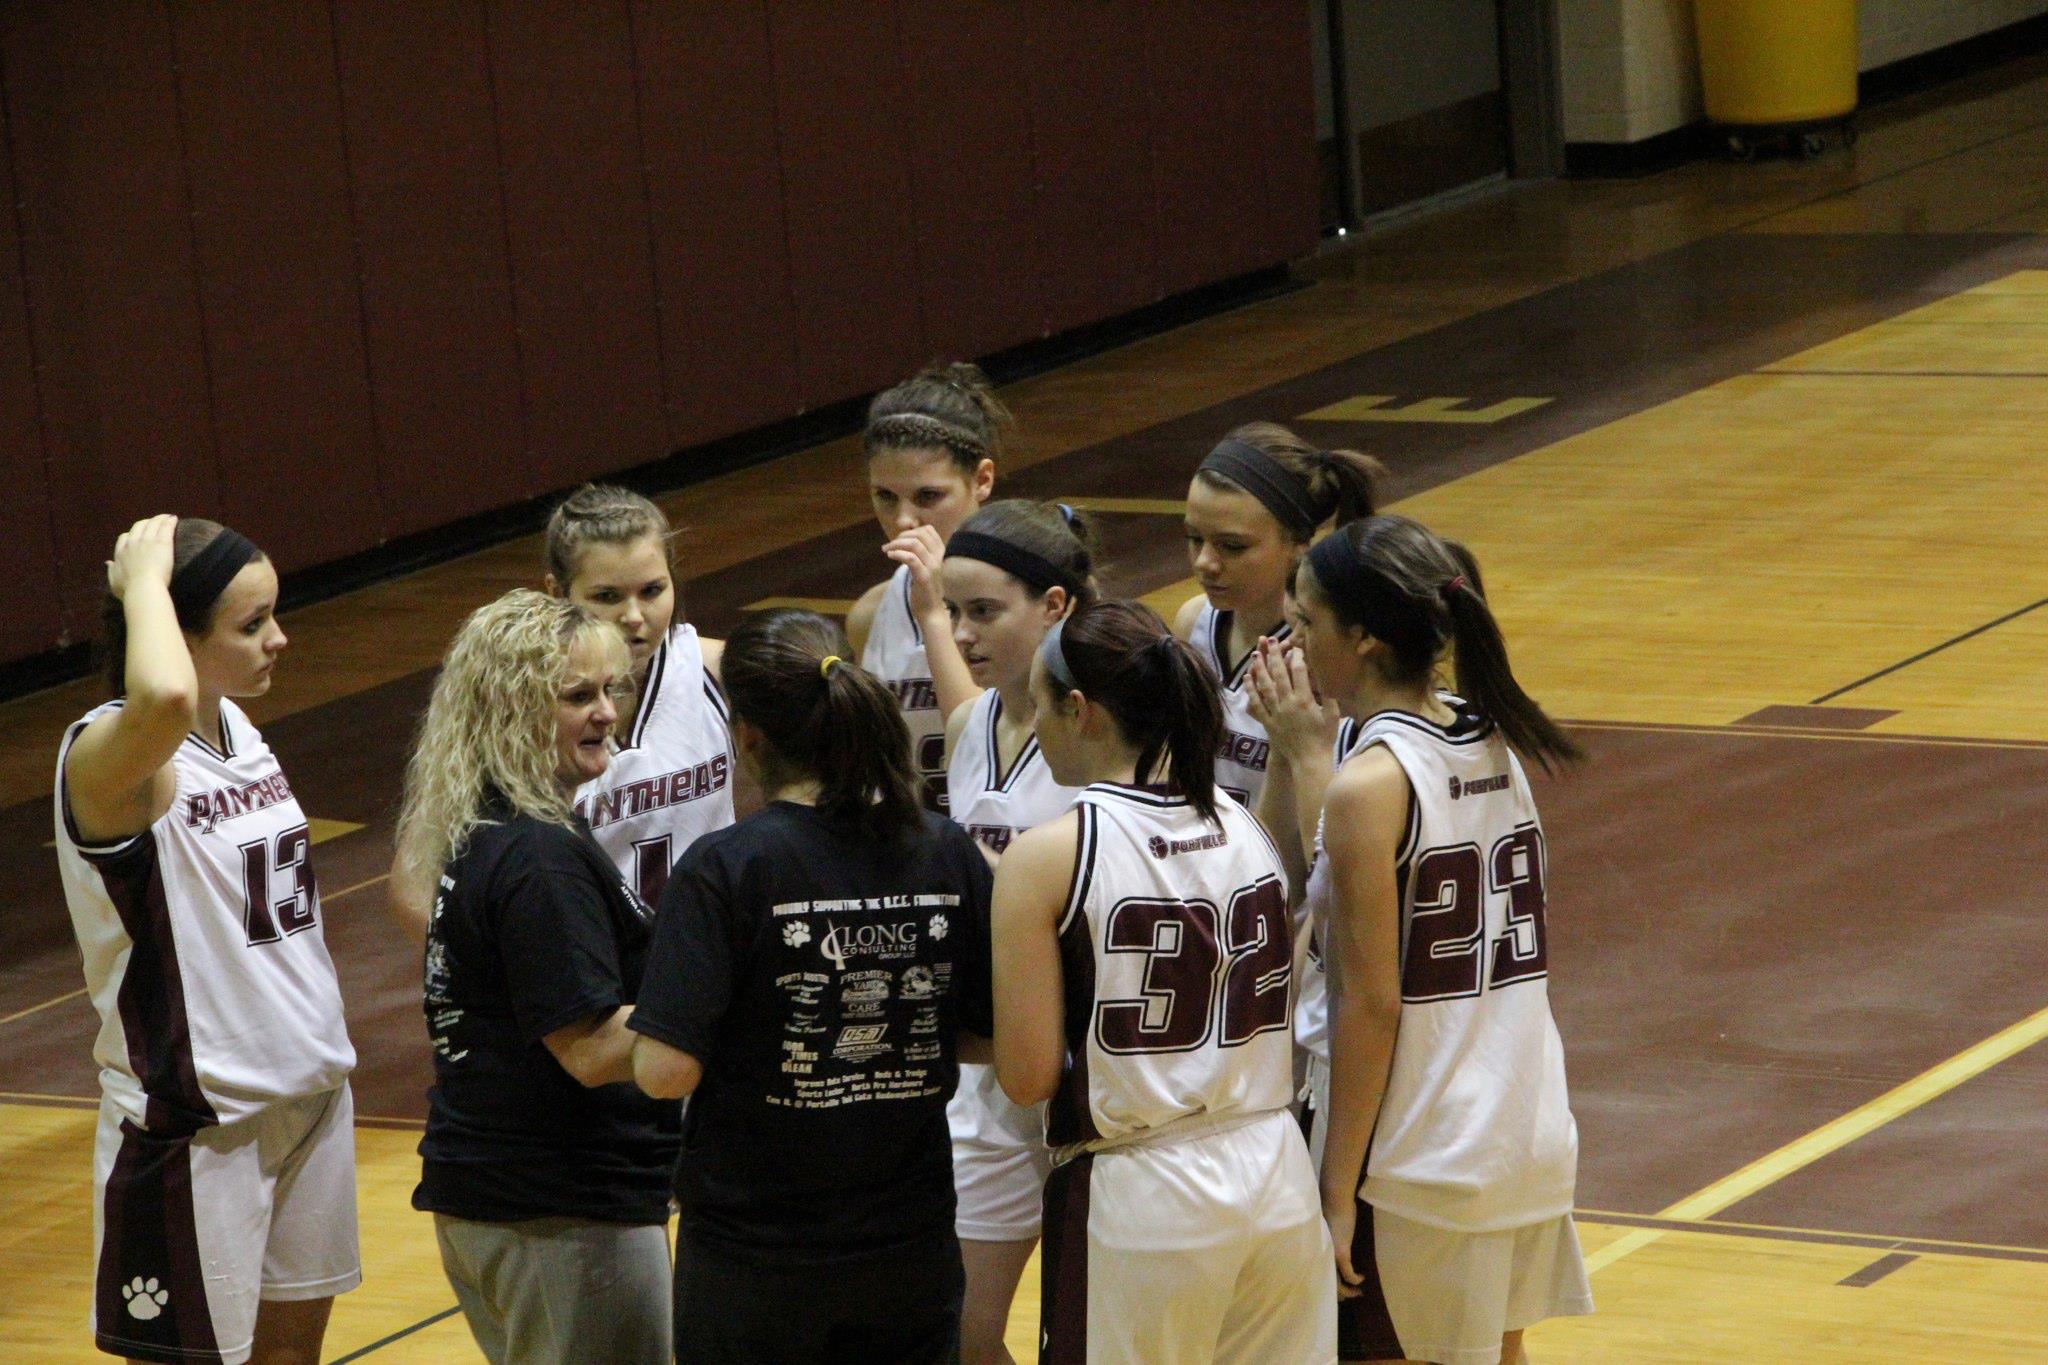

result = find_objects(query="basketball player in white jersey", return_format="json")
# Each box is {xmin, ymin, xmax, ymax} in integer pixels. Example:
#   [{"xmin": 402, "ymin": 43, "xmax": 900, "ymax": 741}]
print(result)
[
  {"xmin": 847, "ymin": 363, "xmax": 1005, "ymax": 812},
  {"xmin": 1259, "ymin": 516, "xmax": 1591, "ymax": 1365},
  {"xmin": 937, "ymin": 501, "xmax": 1094, "ymax": 1365},
  {"xmin": 542, "ymin": 485, "xmax": 741, "ymax": 905},
  {"xmin": 992, "ymin": 600, "xmax": 1336, "ymax": 1365},
  {"xmin": 56, "ymin": 515, "xmax": 357, "ymax": 1365},
  {"xmin": 1174, "ymin": 423, "xmax": 1380, "ymax": 809}
]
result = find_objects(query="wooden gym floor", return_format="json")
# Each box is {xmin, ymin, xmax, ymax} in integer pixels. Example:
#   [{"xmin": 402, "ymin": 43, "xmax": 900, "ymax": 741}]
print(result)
[{"xmin": 7, "ymin": 54, "xmax": 2048, "ymax": 1363}]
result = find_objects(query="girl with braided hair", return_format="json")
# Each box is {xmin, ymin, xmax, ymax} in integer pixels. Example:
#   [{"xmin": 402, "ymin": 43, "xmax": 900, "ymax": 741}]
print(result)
[{"xmin": 847, "ymin": 363, "xmax": 1007, "ymax": 813}]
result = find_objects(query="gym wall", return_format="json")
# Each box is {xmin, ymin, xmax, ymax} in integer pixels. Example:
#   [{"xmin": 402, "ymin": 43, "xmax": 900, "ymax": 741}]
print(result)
[
  {"xmin": 1559, "ymin": 0, "xmax": 2048, "ymax": 145},
  {"xmin": 0, "ymin": 2, "xmax": 1318, "ymax": 668}
]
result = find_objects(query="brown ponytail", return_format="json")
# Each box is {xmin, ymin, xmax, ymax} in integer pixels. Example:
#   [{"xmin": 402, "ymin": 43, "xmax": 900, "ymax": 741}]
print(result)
[
  {"xmin": 1303, "ymin": 517, "xmax": 1582, "ymax": 773},
  {"xmin": 1050, "ymin": 600, "xmax": 1227, "ymax": 825},
  {"xmin": 720, "ymin": 609, "xmax": 925, "ymax": 840},
  {"xmin": 1195, "ymin": 420, "xmax": 1382, "ymax": 541}
]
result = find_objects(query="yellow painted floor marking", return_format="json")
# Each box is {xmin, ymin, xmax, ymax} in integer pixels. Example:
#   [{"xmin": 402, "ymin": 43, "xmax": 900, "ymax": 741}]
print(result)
[
  {"xmin": 1587, "ymin": 1001, "xmax": 2048, "ymax": 1273},
  {"xmin": 0, "ymin": 990, "xmax": 86, "ymax": 1028},
  {"xmin": 325, "ymin": 871, "xmax": 390, "ymax": 902},
  {"xmin": 1058, "ymin": 496, "xmax": 1186, "ymax": 515},
  {"xmin": 1391, "ymin": 271, "xmax": 2048, "ymax": 740},
  {"xmin": 1139, "ymin": 576, "xmax": 1205, "ymax": 622},
  {"xmin": 0, "ymin": 1090, "xmax": 94, "ymax": 1105},
  {"xmin": 1298, "ymin": 394, "xmax": 1554, "ymax": 424},
  {"xmin": 309, "ymin": 817, "xmax": 363, "ymax": 844},
  {"xmin": 741, "ymin": 596, "xmax": 857, "ymax": 615}
]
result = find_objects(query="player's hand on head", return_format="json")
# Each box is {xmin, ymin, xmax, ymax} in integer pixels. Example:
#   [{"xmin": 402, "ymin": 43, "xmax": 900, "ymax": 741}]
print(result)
[{"xmin": 107, "ymin": 514, "xmax": 179, "ymax": 600}]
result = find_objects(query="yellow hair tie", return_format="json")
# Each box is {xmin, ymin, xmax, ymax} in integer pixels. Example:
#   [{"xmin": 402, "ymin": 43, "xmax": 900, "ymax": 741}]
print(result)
[{"xmin": 819, "ymin": 654, "xmax": 843, "ymax": 679}]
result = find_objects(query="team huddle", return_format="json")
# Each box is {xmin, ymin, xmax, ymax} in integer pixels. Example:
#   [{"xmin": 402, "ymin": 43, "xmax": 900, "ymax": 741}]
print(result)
[{"xmin": 58, "ymin": 364, "xmax": 1590, "ymax": 1365}]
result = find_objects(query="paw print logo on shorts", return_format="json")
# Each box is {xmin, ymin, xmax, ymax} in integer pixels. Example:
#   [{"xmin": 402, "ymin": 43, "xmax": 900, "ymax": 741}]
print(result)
[
  {"xmin": 782, "ymin": 920, "xmax": 812, "ymax": 948},
  {"xmin": 928, "ymin": 912, "xmax": 949, "ymax": 940},
  {"xmin": 123, "ymin": 1277, "xmax": 169, "ymax": 1321}
]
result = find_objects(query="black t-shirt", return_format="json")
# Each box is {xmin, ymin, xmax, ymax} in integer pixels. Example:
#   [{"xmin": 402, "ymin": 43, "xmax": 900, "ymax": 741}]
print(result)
[
  {"xmin": 629, "ymin": 801, "xmax": 995, "ymax": 1262},
  {"xmin": 414, "ymin": 804, "xmax": 681, "ymax": 1224}
]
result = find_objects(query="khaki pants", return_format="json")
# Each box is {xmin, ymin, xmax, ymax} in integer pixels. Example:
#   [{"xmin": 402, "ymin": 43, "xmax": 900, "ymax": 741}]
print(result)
[{"xmin": 434, "ymin": 1214, "xmax": 672, "ymax": 1365}]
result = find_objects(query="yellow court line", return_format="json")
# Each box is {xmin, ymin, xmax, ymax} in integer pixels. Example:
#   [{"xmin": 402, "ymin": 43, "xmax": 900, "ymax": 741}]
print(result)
[
  {"xmin": 0, "ymin": 987, "xmax": 86, "ymax": 1027},
  {"xmin": 1059, "ymin": 497, "xmax": 1187, "ymax": 515},
  {"xmin": 325, "ymin": 872, "xmax": 390, "ymax": 902},
  {"xmin": 1575, "ymin": 1208, "xmax": 2048, "ymax": 1259},
  {"xmin": 1566, "ymin": 719, "xmax": 2048, "ymax": 752},
  {"xmin": 0, "ymin": 1090, "xmax": 95, "ymax": 1106},
  {"xmin": 741, "ymin": 596, "xmax": 858, "ymax": 615},
  {"xmin": 1587, "ymin": 1001, "xmax": 2048, "ymax": 1273}
]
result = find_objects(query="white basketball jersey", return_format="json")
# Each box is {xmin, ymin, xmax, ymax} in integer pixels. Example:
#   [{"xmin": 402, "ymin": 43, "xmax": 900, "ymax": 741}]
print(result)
[
  {"xmin": 945, "ymin": 690, "xmax": 1081, "ymax": 857},
  {"xmin": 1188, "ymin": 604, "xmax": 1286, "ymax": 808},
  {"xmin": 859, "ymin": 564, "xmax": 949, "ymax": 811},
  {"xmin": 54, "ymin": 700, "xmax": 355, "ymax": 1132},
  {"xmin": 1338, "ymin": 700, "xmax": 1577, "ymax": 1232},
  {"xmin": 1293, "ymin": 716, "xmax": 1370, "ymax": 1063},
  {"xmin": 574, "ymin": 623, "xmax": 735, "ymax": 907},
  {"xmin": 1045, "ymin": 784, "xmax": 1296, "ymax": 1152}
]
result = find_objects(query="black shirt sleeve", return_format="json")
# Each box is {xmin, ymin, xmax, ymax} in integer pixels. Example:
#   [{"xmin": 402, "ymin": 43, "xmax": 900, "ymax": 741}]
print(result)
[
  {"xmin": 629, "ymin": 838, "xmax": 737, "ymax": 1060},
  {"xmin": 945, "ymin": 823, "xmax": 997, "ymax": 1039},
  {"xmin": 491, "ymin": 830, "xmax": 630, "ymax": 1046}
]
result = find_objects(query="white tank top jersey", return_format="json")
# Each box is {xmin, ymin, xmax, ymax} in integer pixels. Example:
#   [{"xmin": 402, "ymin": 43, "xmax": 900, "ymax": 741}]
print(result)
[
  {"xmin": 574, "ymin": 623, "xmax": 735, "ymax": 908},
  {"xmin": 858, "ymin": 564, "xmax": 948, "ymax": 812},
  {"xmin": 53, "ymin": 699, "xmax": 355, "ymax": 1133},
  {"xmin": 1045, "ymin": 784, "xmax": 1296, "ymax": 1153},
  {"xmin": 1319, "ymin": 698, "xmax": 1578, "ymax": 1233},
  {"xmin": 1188, "ymin": 603, "xmax": 1287, "ymax": 808},
  {"xmin": 945, "ymin": 690, "xmax": 1082, "ymax": 857},
  {"xmin": 1291, "ymin": 715, "xmax": 1369, "ymax": 1064}
]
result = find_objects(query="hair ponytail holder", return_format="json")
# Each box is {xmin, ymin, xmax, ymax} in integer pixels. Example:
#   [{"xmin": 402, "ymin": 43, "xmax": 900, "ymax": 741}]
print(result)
[
  {"xmin": 819, "ymin": 655, "xmax": 843, "ymax": 680},
  {"xmin": 1056, "ymin": 502, "xmax": 1076, "ymax": 527},
  {"xmin": 1441, "ymin": 575, "xmax": 1467, "ymax": 600}
]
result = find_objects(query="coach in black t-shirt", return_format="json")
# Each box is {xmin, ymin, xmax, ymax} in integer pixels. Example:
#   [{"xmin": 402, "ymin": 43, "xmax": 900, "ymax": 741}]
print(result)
[
  {"xmin": 632, "ymin": 610, "xmax": 994, "ymax": 1365},
  {"xmin": 397, "ymin": 592, "xmax": 680, "ymax": 1364}
]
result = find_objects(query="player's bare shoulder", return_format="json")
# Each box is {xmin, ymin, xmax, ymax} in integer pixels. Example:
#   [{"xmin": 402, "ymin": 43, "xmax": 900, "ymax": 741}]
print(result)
[
  {"xmin": 846, "ymin": 579, "xmax": 890, "ymax": 656},
  {"xmin": 1171, "ymin": 593, "xmax": 1205, "ymax": 642}
]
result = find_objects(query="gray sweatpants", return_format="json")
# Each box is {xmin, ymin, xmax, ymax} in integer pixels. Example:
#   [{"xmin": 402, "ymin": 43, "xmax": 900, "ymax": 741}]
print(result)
[{"xmin": 434, "ymin": 1214, "xmax": 672, "ymax": 1365}]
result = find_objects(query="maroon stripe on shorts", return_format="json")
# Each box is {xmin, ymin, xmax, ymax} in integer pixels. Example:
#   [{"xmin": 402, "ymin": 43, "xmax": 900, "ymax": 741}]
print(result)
[
  {"xmin": 100, "ymin": 835, "xmax": 218, "ymax": 1135},
  {"xmin": 96, "ymin": 1119, "xmax": 222, "ymax": 1362},
  {"xmin": 1337, "ymin": 1198, "xmax": 1406, "ymax": 1363},
  {"xmin": 1039, "ymin": 1151, "xmax": 1095, "ymax": 1365}
]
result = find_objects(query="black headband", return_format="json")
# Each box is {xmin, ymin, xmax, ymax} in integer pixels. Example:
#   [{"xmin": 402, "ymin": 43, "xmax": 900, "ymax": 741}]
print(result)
[
  {"xmin": 170, "ymin": 528, "xmax": 261, "ymax": 627},
  {"xmin": 1197, "ymin": 439, "xmax": 1322, "ymax": 540},
  {"xmin": 1306, "ymin": 530, "xmax": 1437, "ymax": 664},
  {"xmin": 946, "ymin": 530, "xmax": 1082, "ymax": 597}
]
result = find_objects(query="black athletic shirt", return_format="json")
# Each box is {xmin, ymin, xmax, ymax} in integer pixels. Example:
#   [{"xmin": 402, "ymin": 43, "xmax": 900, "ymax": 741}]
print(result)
[
  {"xmin": 414, "ymin": 800, "xmax": 681, "ymax": 1225},
  {"xmin": 629, "ymin": 801, "xmax": 994, "ymax": 1262}
]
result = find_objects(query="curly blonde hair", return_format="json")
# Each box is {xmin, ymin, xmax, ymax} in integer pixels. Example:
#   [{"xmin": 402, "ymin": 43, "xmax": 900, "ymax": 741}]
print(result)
[{"xmin": 394, "ymin": 590, "xmax": 629, "ymax": 901}]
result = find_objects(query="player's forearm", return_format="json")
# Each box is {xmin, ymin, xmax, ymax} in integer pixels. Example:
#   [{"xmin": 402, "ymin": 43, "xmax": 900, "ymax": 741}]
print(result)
[
  {"xmin": 919, "ymin": 613, "xmax": 982, "ymax": 720},
  {"xmin": 1320, "ymin": 990, "xmax": 1399, "ymax": 1212}
]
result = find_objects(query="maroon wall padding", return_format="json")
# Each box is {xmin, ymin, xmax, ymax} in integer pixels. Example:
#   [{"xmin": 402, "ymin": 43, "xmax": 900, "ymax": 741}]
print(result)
[
  {"xmin": 169, "ymin": 3, "xmax": 384, "ymax": 572},
  {"xmin": 766, "ymin": 1, "xmax": 928, "ymax": 409},
  {"xmin": 0, "ymin": 3, "xmax": 220, "ymax": 638},
  {"xmin": 0, "ymin": 3, "xmax": 1318, "ymax": 669},
  {"xmin": 331, "ymin": 0, "xmax": 533, "ymax": 537},
  {"xmin": 628, "ymin": 0, "xmax": 800, "ymax": 448},
  {"xmin": 484, "ymin": 0, "xmax": 668, "ymax": 490},
  {"xmin": 0, "ymin": 82, "xmax": 64, "ymax": 659},
  {"xmin": 896, "ymin": 0, "xmax": 1047, "ymax": 360},
  {"xmin": 1145, "ymin": 4, "xmax": 1296, "ymax": 298},
  {"xmin": 1022, "ymin": 1, "xmax": 1163, "ymax": 336},
  {"xmin": 1240, "ymin": 2, "xmax": 1323, "ymax": 270}
]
